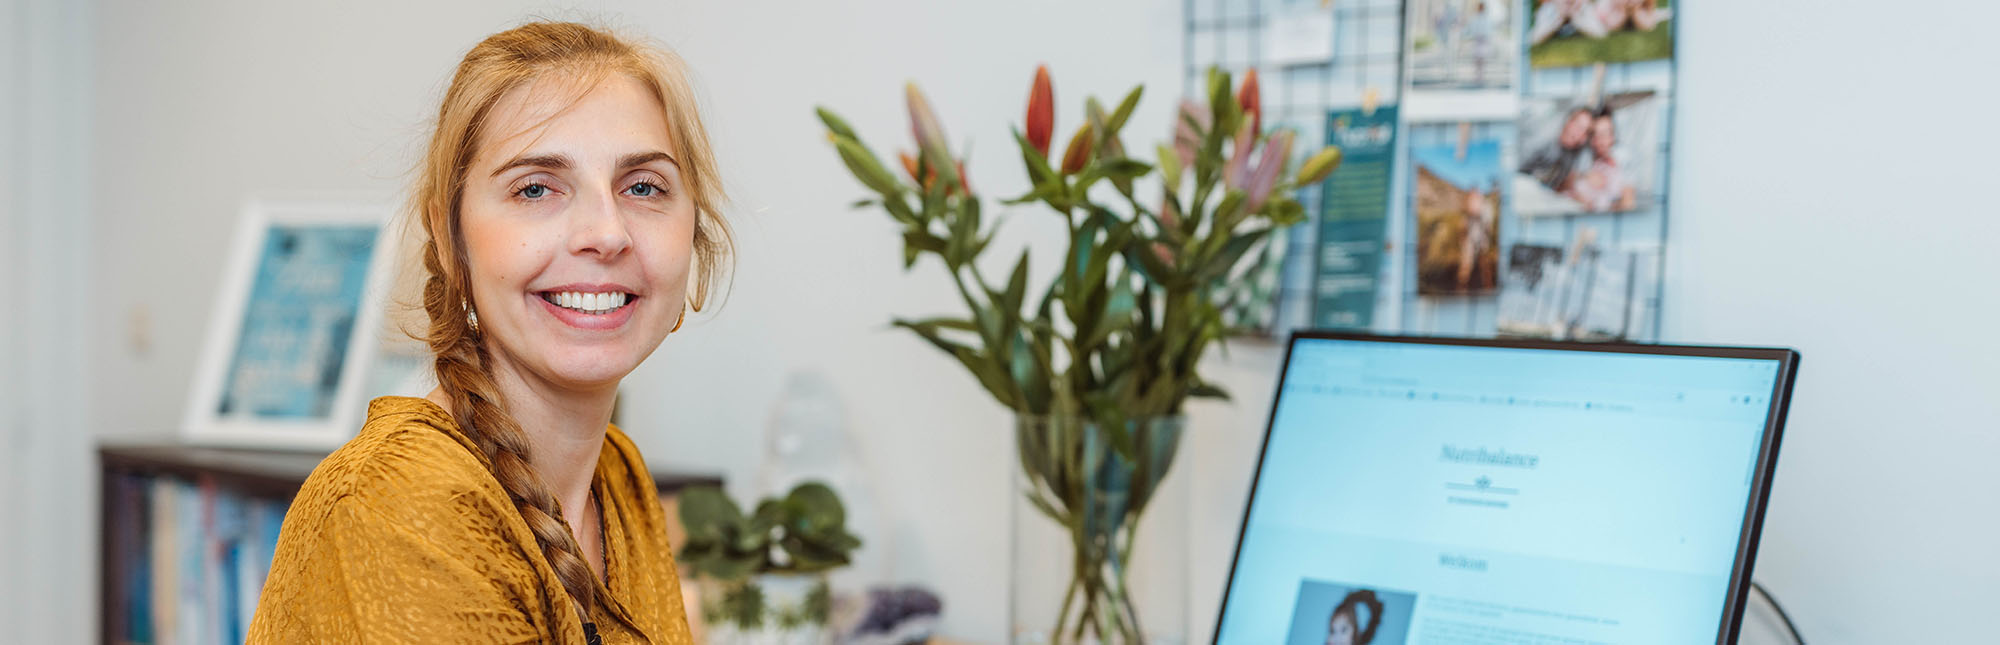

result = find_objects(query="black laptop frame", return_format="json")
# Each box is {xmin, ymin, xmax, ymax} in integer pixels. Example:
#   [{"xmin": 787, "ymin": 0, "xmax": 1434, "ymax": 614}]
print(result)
[{"xmin": 1211, "ymin": 331, "xmax": 1800, "ymax": 645}]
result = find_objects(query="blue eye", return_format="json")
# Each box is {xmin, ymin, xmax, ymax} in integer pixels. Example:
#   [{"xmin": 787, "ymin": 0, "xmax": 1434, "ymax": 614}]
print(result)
[
  {"xmin": 518, "ymin": 183, "xmax": 549, "ymax": 199},
  {"xmin": 627, "ymin": 181, "xmax": 664, "ymax": 198}
]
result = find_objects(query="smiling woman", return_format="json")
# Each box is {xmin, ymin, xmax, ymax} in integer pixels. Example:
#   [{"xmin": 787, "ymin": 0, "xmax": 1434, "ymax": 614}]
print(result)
[{"xmin": 247, "ymin": 21, "xmax": 731, "ymax": 645}]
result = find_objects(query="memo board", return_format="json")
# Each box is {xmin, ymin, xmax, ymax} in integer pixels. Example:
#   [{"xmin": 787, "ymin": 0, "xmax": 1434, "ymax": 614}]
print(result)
[{"xmin": 1185, "ymin": 0, "xmax": 1675, "ymax": 342}]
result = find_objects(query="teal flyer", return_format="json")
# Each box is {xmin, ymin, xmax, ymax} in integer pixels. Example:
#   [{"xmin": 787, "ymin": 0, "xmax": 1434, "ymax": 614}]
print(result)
[{"xmin": 1314, "ymin": 106, "xmax": 1398, "ymax": 329}]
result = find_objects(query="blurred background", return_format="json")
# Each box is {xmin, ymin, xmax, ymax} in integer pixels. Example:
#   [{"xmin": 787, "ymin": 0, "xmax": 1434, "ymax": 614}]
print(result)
[{"xmin": 3, "ymin": 0, "xmax": 1997, "ymax": 643}]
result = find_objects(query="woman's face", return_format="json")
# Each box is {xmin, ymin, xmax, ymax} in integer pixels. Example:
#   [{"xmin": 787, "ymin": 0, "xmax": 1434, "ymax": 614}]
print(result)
[
  {"xmin": 1590, "ymin": 115, "xmax": 1618, "ymax": 157},
  {"xmin": 1558, "ymin": 110, "xmax": 1593, "ymax": 149},
  {"xmin": 458, "ymin": 74, "xmax": 694, "ymax": 393},
  {"xmin": 1326, "ymin": 612, "xmax": 1357, "ymax": 645}
]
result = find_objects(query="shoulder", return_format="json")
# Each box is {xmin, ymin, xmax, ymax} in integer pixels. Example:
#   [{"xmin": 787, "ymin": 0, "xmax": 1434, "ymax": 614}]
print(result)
[{"xmin": 294, "ymin": 396, "xmax": 515, "ymax": 527}]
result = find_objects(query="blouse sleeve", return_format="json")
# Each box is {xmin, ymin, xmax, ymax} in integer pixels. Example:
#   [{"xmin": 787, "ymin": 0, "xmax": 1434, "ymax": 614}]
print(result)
[{"xmin": 247, "ymin": 494, "xmax": 547, "ymax": 644}]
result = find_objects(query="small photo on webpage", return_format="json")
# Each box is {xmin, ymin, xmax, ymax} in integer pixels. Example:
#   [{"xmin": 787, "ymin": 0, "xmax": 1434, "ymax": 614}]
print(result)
[{"xmin": 1285, "ymin": 579, "xmax": 1418, "ymax": 645}]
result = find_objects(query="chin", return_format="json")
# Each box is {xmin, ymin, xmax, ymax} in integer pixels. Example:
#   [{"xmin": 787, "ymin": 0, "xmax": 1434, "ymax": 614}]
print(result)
[{"xmin": 535, "ymin": 345, "xmax": 651, "ymax": 390}]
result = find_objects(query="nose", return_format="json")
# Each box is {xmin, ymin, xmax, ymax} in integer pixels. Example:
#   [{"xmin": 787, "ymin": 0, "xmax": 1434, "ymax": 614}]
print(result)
[{"xmin": 567, "ymin": 187, "xmax": 633, "ymax": 260}]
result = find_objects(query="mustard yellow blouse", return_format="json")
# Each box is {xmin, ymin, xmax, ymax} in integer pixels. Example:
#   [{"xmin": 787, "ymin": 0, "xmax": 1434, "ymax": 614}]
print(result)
[{"xmin": 248, "ymin": 396, "xmax": 693, "ymax": 644}]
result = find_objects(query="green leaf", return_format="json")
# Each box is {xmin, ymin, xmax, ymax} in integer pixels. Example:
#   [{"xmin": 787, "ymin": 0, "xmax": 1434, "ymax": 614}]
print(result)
[
  {"xmin": 1265, "ymin": 197, "xmax": 1307, "ymax": 227},
  {"xmin": 1157, "ymin": 143, "xmax": 1183, "ymax": 196},
  {"xmin": 678, "ymin": 486, "xmax": 744, "ymax": 540},
  {"xmin": 1003, "ymin": 250, "xmax": 1030, "ymax": 316},
  {"xmin": 1211, "ymin": 189, "xmax": 1247, "ymax": 232},
  {"xmin": 903, "ymin": 229, "xmax": 947, "ymax": 255},
  {"xmin": 1189, "ymin": 381, "xmax": 1232, "ymax": 399},
  {"xmin": 892, "ymin": 319, "xmax": 1020, "ymax": 409},
  {"xmin": 1123, "ymin": 240, "xmax": 1178, "ymax": 289},
  {"xmin": 1097, "ymin": 157, "xmax": 1154, "ymax": 181},
  {"xmin": 1202, "ymin": 229, "xmax": 1269, "ymax": 284},
  {"xmin": 1013, "ymin": 128, "xmax": 1060, "ymax": 195},
  {"xmin": 1106, "ymin": 85, "xmax": 1144, "ymax": 135},
  {"xmin": 786, "ymin": 481, "xmax": 847, "ymax": 532}
]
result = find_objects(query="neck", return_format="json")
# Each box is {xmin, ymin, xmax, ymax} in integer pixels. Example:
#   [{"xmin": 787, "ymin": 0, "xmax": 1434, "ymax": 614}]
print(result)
[{"xmin": 445, "ymin": 347, "xmax": 617, "ymax": 517}]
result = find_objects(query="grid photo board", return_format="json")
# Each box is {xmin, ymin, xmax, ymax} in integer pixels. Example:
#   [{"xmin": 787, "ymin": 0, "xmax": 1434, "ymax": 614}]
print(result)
[{"xmin": 1186, "ymin": 0, "xmax": 1674, "ymax": 342}]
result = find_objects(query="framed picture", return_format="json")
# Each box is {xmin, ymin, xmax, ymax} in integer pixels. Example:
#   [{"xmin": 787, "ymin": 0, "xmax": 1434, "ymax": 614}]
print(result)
[{"xmin": 183, "ymin": 200, "xmax": 397, "ymax": 449}]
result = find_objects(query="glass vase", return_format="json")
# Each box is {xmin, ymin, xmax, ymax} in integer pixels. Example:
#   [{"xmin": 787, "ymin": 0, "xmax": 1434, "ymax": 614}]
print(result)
[{"xmin": 1011, "ymin": 415, "xmax": 1189, "ymax": 645}]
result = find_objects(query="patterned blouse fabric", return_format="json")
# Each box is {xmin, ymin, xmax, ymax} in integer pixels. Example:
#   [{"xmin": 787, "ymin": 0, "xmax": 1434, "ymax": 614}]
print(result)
[{"xmin": 248, "ymin": 396, "xmax": 693, "ymax": 644}]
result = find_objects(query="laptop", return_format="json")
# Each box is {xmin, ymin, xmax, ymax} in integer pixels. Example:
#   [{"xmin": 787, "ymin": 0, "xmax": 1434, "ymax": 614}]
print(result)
[{"xmin": 1213, "ymin": 332, "xmax": 1799, "ymax": 645}]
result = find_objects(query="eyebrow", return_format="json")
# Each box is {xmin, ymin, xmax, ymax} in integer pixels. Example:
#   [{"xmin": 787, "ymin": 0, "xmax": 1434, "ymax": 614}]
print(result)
[
  {"xmin": 490, "ymin": 153, "xmax": 572, "ymax": 178},
  {"xmin": 489, "ymin": 151, "xmax": 677, "ymax": 178},
  {"xmin": 618, "ymin": 151, "xmax": 678, "ymax": 170}
]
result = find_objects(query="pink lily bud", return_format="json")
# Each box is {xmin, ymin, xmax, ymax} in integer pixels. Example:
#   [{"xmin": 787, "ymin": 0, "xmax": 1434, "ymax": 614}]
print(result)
[
  {"xmin": 905, "ymin": 82, "xmax": 952, "ymax": 173},
  {"xmin": 1243, "ymin": 130, "xmax": 1293, "ymax": 215},
  {"xmin": 1174, "ymin": 99, "xmax": 1206, "ymax": 170}
]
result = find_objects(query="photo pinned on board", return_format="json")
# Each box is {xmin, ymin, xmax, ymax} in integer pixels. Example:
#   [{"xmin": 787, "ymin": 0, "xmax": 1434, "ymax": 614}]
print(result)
[
  {"xmin": 1407, "ymin": 0, "xmax": 1515, "ymax": 91},
  {"xmin": 1413, "ymin": 124, "xmax": 1503, "ymax": 296},
  {"xmin": 1497, "ymin": 230, "xmax": 1659, "ymax": 341},
  {"xmin": 1514, "ymin": 86, "xmax": 1662, "ymax": 216},
  {"xmin": 1527, "ymin": 0, "xmax": 1674, "ymax": 68},
  {"xmin": 1284, "ymin": 579, "xmax": 1416, "ymax": 645}
]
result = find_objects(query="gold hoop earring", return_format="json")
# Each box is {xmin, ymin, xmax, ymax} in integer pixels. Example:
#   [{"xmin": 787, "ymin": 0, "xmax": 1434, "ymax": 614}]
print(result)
[
  {"xmin": 670, "ymin": 303, "xmax": 686, "ymax": 334},
  {"xmin": 463, "ymin": 299, "xmax": 480, "ymax": 335}
]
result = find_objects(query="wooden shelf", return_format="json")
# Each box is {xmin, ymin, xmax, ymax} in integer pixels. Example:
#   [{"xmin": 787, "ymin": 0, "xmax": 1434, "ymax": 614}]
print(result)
[
  {"xmin": 97, "ymin": 441, "xmax": 723, "ymax": 645},
  {"xmin": 98, "ymin": 442, "xmax": 723, "ymax": 498}
]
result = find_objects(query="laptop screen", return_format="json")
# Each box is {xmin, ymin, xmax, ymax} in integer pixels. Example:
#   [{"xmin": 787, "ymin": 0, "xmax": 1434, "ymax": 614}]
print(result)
[{"xmin": 1215, "ymin": 336, "xmax": 1794, "ymax": 645}]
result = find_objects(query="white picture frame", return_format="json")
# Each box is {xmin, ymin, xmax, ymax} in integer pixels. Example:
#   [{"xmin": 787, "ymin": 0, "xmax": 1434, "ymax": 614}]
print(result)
[{"xmin": 183, "ymin": 199, "xmax": 397, "ymax": 449}]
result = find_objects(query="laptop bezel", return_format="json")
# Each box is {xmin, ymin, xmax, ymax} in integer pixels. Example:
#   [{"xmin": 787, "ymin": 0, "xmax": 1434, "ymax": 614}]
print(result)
[{"xmin": 1210, "ymin": 331, "xmax": 1800, "ymax": 645}]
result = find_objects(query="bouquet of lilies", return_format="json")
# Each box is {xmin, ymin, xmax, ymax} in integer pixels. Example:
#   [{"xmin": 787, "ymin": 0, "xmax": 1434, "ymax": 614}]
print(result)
[{"xmin": 817, "ymin": 65, "xmax": 1340, "ymax": 643}]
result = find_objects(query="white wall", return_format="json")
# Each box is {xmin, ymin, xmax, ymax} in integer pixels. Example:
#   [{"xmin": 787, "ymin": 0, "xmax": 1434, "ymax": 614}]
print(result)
[
  {"xmin": 67, "ymin": 1, "xmax": 2000, "ymax": 643},
  {"xmin": 1660, "ymin": 2, "xmax": 2000, "ymax": 642},
  {"xmin": 1, "ymin": 0, "xmax": 95, "ymax": 643}
]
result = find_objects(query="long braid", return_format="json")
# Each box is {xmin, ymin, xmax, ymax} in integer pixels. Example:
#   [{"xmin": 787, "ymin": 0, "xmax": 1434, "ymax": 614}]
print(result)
[{"xmin": 421, "ymin": 241, "xmax": 600, "ymax": 625}]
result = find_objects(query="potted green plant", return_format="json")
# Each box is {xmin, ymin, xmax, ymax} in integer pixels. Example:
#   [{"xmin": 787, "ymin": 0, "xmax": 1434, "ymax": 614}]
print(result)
[
  {"xmin": 678, "ymin": 482, "xmax": 863, "ymax": 645},
  {"xmin": 816, "ymin": 65, "xmax": 1340, "ymax": 644}
]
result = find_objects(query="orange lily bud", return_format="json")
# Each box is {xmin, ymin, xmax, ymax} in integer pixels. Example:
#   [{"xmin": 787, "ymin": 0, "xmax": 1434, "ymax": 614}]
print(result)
[
  {"xmin": 1236, "ymin": 68, "xmax": 1261, "ymax": 136},
  {"xmin": 1026, "ymin": 65, "xmax": 1055, "ymax": 157},
  {"xmin": 899, "ymin": 151, "xmax": 922, "ymax": 182},
  {"xmin": 1060, "ymin": 123, "xmax": 1094, "ymax": 174}
]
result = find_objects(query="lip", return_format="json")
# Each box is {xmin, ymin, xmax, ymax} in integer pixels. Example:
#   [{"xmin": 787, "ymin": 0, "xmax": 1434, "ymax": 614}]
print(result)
[
  {"xmin": 536, "ymin": 282, "xmax": 641, "ymax": 296},
  {"xmin": 530, "ymin": 284, "xmax": 641, "ymax": 332}
]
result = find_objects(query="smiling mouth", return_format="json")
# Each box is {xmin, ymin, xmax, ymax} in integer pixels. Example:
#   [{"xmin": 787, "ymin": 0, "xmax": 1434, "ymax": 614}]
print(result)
[{"xmin": 538, "ymin": 290, "xmax": 636, "ymax": 315}]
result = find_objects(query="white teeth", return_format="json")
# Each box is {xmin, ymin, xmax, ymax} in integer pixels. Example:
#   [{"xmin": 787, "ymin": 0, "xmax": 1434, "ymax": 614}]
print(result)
[{"xmin": 546, "ymin": 290, "xmax": 628, "ymax": 314}]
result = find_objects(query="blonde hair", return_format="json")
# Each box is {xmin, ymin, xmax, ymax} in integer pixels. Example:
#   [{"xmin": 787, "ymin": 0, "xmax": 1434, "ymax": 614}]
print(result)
[{"xmin": 409, "ymin": 20, "xmax": 732, "ymax": 625}]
